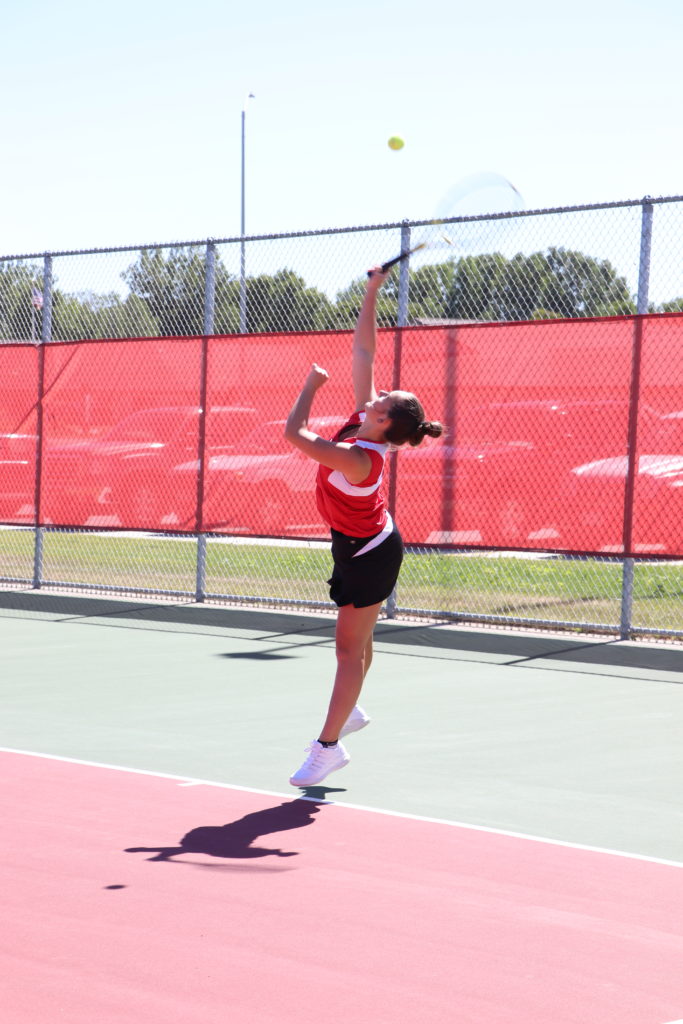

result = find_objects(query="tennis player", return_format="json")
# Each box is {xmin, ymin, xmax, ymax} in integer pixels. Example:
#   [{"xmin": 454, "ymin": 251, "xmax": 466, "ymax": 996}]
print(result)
[{"xmin": 285, "ymin": 265, "xmax": 443, "ymax": 786}]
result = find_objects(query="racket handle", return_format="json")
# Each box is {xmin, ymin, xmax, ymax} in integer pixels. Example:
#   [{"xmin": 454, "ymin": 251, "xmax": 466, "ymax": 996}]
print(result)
[
  {"xmin": 369, "ymin": 243, "xmax": 425, "ymax": 276},
  {"xmin": 367, "ymin": 252, "xmax": 408, "ymax": 277},
  {"xmin": 382, "ymin": 252, "xmax": 410, "ymax": 272}
]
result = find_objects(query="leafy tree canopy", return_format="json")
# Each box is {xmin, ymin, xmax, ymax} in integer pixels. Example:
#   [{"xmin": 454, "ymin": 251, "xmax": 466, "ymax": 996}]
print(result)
[
  {"xmin": 3, "ymin": 245, "xmax": 682, "ymax": 343},
  {"xmin": 0, "ymin": 261, "xmax": 44, "ymax": 340}
]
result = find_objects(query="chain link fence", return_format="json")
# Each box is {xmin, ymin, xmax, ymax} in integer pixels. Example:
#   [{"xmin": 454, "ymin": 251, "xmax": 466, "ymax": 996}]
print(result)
[
  {"xmin": 1, "ymin": 195, "xmax": 682, "ymax": 641},
  {"xmin": 3, "ymin": 195, "xmax": 683, "ymax": 343}
]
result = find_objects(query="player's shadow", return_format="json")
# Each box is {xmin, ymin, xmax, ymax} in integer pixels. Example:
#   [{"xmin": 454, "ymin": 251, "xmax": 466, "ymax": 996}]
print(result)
[
  {"xmin": 124, "ymin": 786, "xmax": 345, "ymax": 862},
  {"xmin": 218, "ymin": 651, "xmax": 295, "ymax": 661}
]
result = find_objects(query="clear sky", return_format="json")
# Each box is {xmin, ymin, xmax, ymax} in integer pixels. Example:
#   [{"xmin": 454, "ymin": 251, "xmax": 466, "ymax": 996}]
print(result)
[{"xmin": 2, "ymin": 0, "xmax": 682, "ymax": 258}]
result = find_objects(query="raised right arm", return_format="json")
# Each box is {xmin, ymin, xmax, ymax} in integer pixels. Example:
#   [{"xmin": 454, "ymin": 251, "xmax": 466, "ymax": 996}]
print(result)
[{"xmin": 352, "ymin": 267, "xmax": 389, "ymax": 410}]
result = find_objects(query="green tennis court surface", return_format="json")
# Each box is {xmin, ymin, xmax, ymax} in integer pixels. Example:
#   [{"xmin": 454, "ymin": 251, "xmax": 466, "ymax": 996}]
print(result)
[{"xmin": 1, "ymin": 589, "xmax": 680, "ymax": 862}]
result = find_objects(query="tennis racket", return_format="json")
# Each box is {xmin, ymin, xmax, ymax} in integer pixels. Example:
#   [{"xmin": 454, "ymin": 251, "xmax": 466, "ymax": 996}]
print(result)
[{"xmin": 371, "ymin": 172, "xmax": 524, "ymax": 276}]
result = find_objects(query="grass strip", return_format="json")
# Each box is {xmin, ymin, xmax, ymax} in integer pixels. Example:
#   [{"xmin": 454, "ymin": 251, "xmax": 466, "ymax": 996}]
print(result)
[{"xmin": 0, "ymin": 529, "xmax": 680, "ymax": 633}]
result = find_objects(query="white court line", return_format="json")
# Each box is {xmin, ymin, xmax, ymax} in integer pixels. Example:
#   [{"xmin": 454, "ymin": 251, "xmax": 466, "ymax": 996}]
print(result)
[{"xmin": 2, "ymin": 745, "xmax": 682, "ymax": 870}]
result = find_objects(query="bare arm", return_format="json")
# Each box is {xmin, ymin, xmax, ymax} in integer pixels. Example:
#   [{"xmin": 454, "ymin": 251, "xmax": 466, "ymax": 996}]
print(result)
[
  {"xmin": 352, "ymin": 267, "xmax": 389, "ymax": 410},
  {"xmin": 284, "ymin": 363, "xmax": 372, "ymax": 484}
]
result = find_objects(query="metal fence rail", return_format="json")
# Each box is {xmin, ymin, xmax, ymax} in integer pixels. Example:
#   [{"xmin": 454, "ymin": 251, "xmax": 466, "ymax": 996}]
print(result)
[
  {"xmin": 1, "ymin": 195, "xmax": 682, "ymax": 642},
  {"xmin": 1, "ymin": 528, "xmax": 680, "ymax": 642}
]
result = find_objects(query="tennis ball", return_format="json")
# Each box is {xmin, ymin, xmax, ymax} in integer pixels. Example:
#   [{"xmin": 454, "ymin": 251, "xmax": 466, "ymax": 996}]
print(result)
[{"xmin": 387, "ymin": 136, "xmax": 405, "ymax": 151}]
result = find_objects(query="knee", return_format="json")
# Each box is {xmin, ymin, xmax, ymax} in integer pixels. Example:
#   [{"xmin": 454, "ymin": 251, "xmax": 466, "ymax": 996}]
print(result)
[{"xmin": 336, "ymin": 638, "xmax": 365, "ymax": 664}]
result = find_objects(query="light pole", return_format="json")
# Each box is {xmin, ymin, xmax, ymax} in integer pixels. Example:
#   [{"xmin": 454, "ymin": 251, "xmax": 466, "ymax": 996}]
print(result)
[{"xmin": 239, "ymin": 92, "xmax": 255, "ymax": 333}]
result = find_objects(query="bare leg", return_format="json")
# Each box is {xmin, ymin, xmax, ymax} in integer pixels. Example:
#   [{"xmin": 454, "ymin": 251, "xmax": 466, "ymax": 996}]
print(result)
[
  {"xmin": 363, "ymin": 633, "xmax": 373, "ymax": 680},
  {"xmin": 318, "ymin": 602, "xmax": 382, "ymax": 743}
]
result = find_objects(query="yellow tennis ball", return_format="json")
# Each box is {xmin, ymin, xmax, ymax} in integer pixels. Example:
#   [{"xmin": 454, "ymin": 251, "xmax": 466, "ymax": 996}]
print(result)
[{"xmin": 387, "ymin": 136, "xmax": 405, "ymax": 151}]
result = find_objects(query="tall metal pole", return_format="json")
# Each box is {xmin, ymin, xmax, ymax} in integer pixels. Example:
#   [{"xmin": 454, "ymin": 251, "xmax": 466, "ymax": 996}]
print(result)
[
  {"xmin": 619, "ymin": 197, "xmax": 653, "ymax": 640},
  {"xmin": 239, "ymin": 93, "xmax": 254, "ymax": 334},
  {"xmin": 194, "ymin": 240, "xmax": 217, "ymax": 603},
  {"xmin": 33, "ymin": 254, "xmax": 53, "ymax": 590},
  {"xmin": 386, "ymin": 221, "xmax": 412, "ymax": 619}
]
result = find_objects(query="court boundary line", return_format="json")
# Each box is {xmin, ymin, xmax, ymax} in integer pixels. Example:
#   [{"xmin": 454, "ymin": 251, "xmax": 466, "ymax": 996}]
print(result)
[{"xmin": 3, "ymin": 745, "xmax": 681, "ymax": 869}]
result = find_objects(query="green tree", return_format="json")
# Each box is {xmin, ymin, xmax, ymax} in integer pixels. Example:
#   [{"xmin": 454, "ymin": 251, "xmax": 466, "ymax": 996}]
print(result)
[
  {"xmin": 331, "ymin": 273, "xmax": 401, "ymax": 329},
  {"xmin": 0, "ymin": 244, "xmax": 665, "ymax": 346},
  {"xmin": 121, "ymin": 251, "xmax": 334, "ymax": 335},
  {"xmin": 0, "ymin": 261, "xmax": 44, "ymax": 340},
  {"xmin": 233, "ymin": 269, "xmax": 335, "ymax": 333},
  {"xmin": 52, "ymin": 291, "xmax": 160, "ymax": 340},
  {"xmin": 402, "ymin": 248, "xmax": 634, "ymax": 323},
  {"xmin": 421, "ymin": 254, "xmax": 505, "ymax": 321},
  {"xmin": 122, "ymin": 246, "xmax": 228, "ymax": 336},
  {"xmin": 527, "ymin": 248, "xmax": 633, "ymax": 318},
  {"xmin": 328, "ymin": 248, "xmax": 634, "ymax": 328}
]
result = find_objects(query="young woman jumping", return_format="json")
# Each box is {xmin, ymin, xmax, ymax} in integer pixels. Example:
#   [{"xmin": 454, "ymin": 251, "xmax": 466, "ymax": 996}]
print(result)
[{"xmin": 284, "ymin": 265, "xmax": 443, "ymax": 786}]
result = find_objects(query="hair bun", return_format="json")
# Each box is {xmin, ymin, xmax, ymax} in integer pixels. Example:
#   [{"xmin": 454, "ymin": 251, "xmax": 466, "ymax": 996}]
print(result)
[{"xmin": 424, "ymin": 420, "xmax": 445, "ymax": 439}]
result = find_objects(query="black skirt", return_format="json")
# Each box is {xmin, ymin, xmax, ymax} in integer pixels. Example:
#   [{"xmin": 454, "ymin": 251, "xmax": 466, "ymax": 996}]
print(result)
[{"xmin": 328, "ymin": 520, "xmax": 404, "ymax": 608}]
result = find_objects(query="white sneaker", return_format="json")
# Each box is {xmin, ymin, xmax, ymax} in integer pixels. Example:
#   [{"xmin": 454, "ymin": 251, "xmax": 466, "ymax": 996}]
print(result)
[
  {"xmin": 340, "ymin": 704, "xmax": 371, "ymax": 739},
  {"xmin": 289, "ymin": 740, "xmax": 350, "ymax": 787}
]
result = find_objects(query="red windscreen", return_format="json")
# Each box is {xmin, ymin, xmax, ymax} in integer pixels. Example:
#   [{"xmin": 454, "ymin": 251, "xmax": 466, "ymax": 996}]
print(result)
[
  {"xmin": 630, "ymin": 317, "xmax": 683, "ymax": 554},
  {"xmin": 0, "ymin": 345, "xmax": 39, "ymax": 524},
  {"xmin": 395, "ymin": 318, "xmax": 636, "ymax": 551},
  {"xmin": 40, "ymin": 338, "xmax": 204, "ymax": 531},
  {"xmin": 1, "ymin": 315, "xmax": 681, "ymax": 556},
  {"xmin": 199, "ymin": 332, "xmax": 394, "ymax": 535}
]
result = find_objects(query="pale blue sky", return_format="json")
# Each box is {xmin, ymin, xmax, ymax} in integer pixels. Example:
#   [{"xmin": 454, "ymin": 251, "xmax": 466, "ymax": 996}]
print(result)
[{"xmin": 2, "ymin": 0, "xmax": 682, "ymax": 256}]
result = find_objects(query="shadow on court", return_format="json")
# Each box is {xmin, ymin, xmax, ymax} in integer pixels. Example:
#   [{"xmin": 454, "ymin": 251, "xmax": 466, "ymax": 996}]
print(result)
[
  {"xmin": 1, "ymin": 590, "xmax": 680, "ymax": 677},
  {"xmin": 218, "ymin": 650, "xmax": 297, "ymax": 661},
  {"xmin": 124, "ymin": 786, "xmax": 346, "ymax": 863}
]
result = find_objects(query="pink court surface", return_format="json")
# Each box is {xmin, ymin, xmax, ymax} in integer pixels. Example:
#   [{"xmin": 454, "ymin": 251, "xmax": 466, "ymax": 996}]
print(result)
[{"xmin": 0, "ymin": 592, "xmax": 682, "ymax": 1022}]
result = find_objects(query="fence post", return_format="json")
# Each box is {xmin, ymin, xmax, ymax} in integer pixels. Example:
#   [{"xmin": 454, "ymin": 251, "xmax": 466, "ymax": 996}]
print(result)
[
  {"xmin": 386, "ymin": 221, "xmax": 411, "ymax": 619},
  {"xmin": 239, "ymin": 243, "xmax": 247, "ymax": 333},
  {"xmin": 195, "ymin": 241, "xmax": 216, "ymax": 603},
  {"xmin": 32, "ymin": 254, "xmax": 53, "ymax": 589},
  {"xmin": 620, "ymin": 198, "xmax": 653, "ymax": 639},
  {"xmin": 441, "ymin": 328, "xmax": 458, "ymax": 537},
  {"xmin": 396, "ymin": 219, "xmax": 411, "ymax": 326},
  {"xmin": 203, "ymin": 240, "xmax": 217, "ymax": 336}
]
